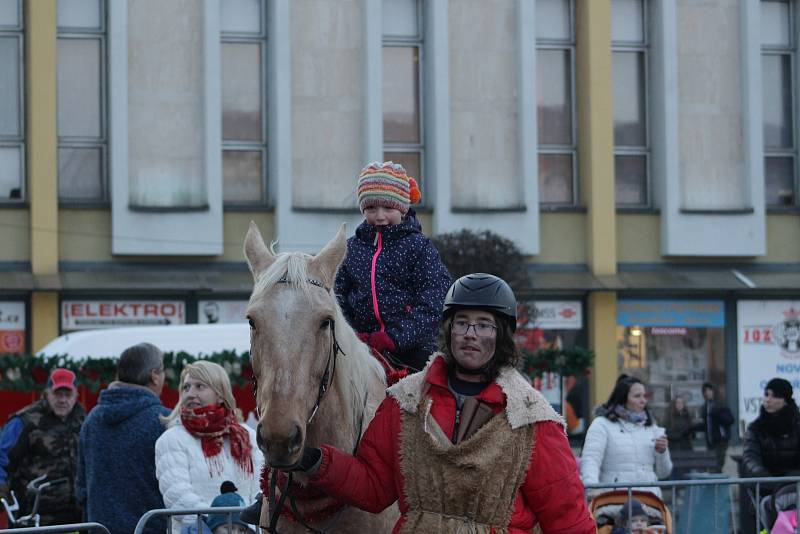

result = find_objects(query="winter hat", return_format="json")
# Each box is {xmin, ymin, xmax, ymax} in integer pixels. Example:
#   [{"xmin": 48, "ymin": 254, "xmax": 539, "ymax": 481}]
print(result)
[
  {"xmin": 357, "ymin": 161, "xmax": 421, "ymax": 214},
  {"xmin": 766, "ymin": 377, "xmax": 794, "ymax": 402},
  {"xmin": 205, "ymin": 491, "xmax": 252, "ymax": 532},
  {"xmin": 618, "ymin": 498, "xmax": 646, "ymax": 521}
]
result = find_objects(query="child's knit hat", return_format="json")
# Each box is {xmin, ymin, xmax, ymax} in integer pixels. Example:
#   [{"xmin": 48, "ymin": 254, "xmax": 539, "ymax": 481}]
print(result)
[{"xmin": 357, "ymin": 161, "xmax": 421, "ymax": 214}]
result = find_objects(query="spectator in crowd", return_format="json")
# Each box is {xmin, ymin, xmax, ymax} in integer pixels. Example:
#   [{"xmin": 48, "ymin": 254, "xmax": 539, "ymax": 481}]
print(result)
[
  {"xmin": 665, "ymin": 396, "xmax": 693, "ymax": 451},
  {"xmin": 742, "ymin": 377, "xmax": 800, "ymax": 529},
  {"xmin": 156, "ymin": 361, "xmax": 263, "ymax": 534},
  {"xmin": 693, "ymin": 382, "xmax": 734, "ymax": 472},
  {"xmin": 581, "ymin": 375, "xmax": 673, "ymax": 498},
  {"xmin": 0, "ymin": 368, "xmax": 84, "ymax": 525},
  {"xmin": 75, "ymin": 342, "xmax": 170, "ymax": 534}
]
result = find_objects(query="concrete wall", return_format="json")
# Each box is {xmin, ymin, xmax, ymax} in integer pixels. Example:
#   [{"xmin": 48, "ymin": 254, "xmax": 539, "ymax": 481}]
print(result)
[
  {"xmin": 449, "ymin": 0, "xmax": 520, "ymax": 209},
  {"xmin": 677, "ymin": 0, "xmax": 746, "ymax": 210},
  {"xmin": 291, "ymin": 0, "xmax": 363, "ymax": 209},
  {"xmin": 0, "ymin": 210, "xmax": 30, "ymax": 262}
]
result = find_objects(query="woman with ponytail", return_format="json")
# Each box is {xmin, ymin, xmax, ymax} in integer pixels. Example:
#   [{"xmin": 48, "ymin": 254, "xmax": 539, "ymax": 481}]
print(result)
[
  {"xmin": 580, "ymin": 374, "xmax": 673, "ymax": 497},
  {"xmin": 155, "ymin": 361, "xmax": 263, "ymax": 533}
]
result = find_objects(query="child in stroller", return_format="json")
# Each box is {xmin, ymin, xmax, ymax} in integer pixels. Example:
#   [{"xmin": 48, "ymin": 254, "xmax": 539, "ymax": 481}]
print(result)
[{"xmin": 590, "ymin": 490, "xmax": 671, "ymax": 534}]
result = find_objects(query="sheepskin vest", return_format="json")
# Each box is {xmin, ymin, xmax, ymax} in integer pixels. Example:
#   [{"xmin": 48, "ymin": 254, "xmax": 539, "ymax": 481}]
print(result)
[{"xmin": 388, "ymin": 356, "xmax": 564, "ymax": 533}]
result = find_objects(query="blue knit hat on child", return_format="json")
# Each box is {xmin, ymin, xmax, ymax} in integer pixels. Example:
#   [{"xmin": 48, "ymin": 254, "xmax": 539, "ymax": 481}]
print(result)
[{"xmin": 205, "ymin": 491, "xmax": 251, "ymax": 532}]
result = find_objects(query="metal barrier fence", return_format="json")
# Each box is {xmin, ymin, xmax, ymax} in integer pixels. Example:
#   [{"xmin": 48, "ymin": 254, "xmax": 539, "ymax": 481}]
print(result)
[
  {"xmin": 133, "ymin": 506, "xmax": 245, "ymax": 534},
  {"xmin": 0, "ymin": 523, "xmax": 111, "ymax": 533},
  {"xmin": 585, "ymin": 476, "xmax": 800, "ymax": 534}
]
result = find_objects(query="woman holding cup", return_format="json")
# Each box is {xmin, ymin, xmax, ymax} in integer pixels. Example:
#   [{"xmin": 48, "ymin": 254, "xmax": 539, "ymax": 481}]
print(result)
[{"xmin": 580, "ymin": 375, "xmax": 673, "ymax": 497}]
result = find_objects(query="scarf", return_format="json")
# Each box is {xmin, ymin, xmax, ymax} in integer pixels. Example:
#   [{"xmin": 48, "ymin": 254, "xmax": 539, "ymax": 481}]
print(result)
[
  {"xmin": 614, "ymin": 404, "xmax": 648, "ymax": 425},
  {"xmin": 181, "ymin": 404, "xmax": 253, "ymax": 475}
]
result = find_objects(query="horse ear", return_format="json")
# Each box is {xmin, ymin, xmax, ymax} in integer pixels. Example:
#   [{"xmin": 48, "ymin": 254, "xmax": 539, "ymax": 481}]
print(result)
[
  {"xmin": 309, "ymin": 223, "xmax": 347, "ymax": 288},
  {"xmin": 243, "ymin": 221, "xmax": 275, "ymax": 280}
]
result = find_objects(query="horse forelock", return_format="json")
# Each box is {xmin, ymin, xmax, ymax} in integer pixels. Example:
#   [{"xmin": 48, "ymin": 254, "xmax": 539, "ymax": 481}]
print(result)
[{"xmin": 251, "ymin": 251, "xmax": 317, "ymax": 304}]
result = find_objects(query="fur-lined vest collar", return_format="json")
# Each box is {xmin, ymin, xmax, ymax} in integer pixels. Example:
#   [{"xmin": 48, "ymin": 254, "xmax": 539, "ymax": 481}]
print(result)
[{"xmin": 387, "ymin": 353, "xmax": 565, "ymax": 431}]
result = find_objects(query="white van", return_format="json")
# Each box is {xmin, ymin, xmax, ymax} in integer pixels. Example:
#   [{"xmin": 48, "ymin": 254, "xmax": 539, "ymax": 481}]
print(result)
[{"xmin": 38, "ymin": 323, "xmax": 251, "ymax": 359}]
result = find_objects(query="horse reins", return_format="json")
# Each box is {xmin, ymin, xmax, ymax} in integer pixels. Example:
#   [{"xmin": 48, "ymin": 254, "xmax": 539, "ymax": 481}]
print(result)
[{"xmin": 254, "ymin": 275, "xmax": 348, "ymax": 534}]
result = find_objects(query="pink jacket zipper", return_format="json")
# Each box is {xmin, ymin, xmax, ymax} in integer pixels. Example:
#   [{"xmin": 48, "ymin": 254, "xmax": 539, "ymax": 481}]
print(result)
[{"xmin": 370, "ymin": 231, "xmax": 386, "ymax": 332}]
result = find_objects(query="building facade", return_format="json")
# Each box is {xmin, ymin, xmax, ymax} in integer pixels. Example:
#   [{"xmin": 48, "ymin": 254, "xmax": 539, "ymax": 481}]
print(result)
[{"xmin": 2, "ymin": 0, "xmax": 800, "ymax": 437}]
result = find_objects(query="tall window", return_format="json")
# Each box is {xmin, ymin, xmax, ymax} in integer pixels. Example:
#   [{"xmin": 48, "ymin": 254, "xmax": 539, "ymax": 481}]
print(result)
[
  {"xmin": 57, "ymin": 0, "xmax": 107, "ymax": 203},
  {"xmin": 382, "ymin": 0, "xmax": 423, "ymax": 196},
  {"xmin": 612, "ymin": 0, "xmax": 649, "ymax": 207},
  {"xmin": 221, "ymin": 0, "xmax": 267, "ymax": 206},
  {"xmin": 762, "ymin": 0, "xmax": 796, "ymax": 207},
  {"xmin": 0, "ymin": 0, "xmax": 23, "ymax": 202},
  {"xmin": 536, "ymin": 0, "xmax": 576, "ymax": 206}
]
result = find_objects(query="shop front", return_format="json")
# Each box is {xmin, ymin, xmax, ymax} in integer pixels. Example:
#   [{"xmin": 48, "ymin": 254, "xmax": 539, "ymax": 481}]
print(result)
[{"xmin": 616, "ymin": 299, "xmax": 727, "ymax": 431}]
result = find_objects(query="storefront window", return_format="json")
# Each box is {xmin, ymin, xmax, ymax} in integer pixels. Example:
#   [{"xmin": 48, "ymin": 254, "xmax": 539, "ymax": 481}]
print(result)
[
  {"xmin": 0, "ymin": 301, "xmax": 26, "ymax": 353},
  {"xmin": 616, "ymin": 300, "xmax": 726, "ymax": 431},
  {"xmin": 516, "ymin": 300, "xmax": 588, "ymax": 436}
]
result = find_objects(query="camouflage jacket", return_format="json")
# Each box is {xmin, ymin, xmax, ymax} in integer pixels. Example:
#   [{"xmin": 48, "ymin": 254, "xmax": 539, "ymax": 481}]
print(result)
[{"xmin": 5, "ymin": 397, "xmax": 85, "ymax": 525}]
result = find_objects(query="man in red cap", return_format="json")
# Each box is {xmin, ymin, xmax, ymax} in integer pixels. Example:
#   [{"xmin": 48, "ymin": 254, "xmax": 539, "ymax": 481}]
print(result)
[{"xmin": 0, "ymin": 368, "xmax": 85, "ymax": 525}]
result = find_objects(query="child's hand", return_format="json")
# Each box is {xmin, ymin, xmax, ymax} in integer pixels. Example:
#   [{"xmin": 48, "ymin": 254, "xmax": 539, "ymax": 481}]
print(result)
[{"xmin": 368, "ymin": 332, "xmax": 397, "ymax": 354}]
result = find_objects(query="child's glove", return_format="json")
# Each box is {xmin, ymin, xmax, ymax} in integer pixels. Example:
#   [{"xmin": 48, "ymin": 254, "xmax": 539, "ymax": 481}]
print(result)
[
  {"xmin": 368, "ymin": 332, "xmax": 396, "ymax": 354},
  {"xmin": 356, "ymin": 332, "xmax": 370, "ymax": 344}
]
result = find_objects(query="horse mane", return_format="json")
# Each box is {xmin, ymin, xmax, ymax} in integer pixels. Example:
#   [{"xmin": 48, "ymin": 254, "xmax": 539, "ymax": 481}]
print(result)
[{"xmin": 253, "ymin": 250, "xmax": 386, "ymax": 442}]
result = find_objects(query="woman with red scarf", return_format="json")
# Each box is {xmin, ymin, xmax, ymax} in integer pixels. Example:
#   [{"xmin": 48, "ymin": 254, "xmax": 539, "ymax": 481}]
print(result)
[{"xmin": 155, "ymin": 361, "xmax": 263, "ymax": 533}]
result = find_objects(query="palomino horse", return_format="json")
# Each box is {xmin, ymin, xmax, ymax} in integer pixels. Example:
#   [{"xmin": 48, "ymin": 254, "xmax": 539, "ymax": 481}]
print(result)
[{"xmin": 244, "ymin": 222, "xmax": 398, "ymax": 533}]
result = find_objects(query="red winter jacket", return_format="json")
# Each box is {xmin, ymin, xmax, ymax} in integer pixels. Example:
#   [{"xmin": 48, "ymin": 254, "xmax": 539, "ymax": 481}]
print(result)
[{"xmin": 311, "ymin": 357, "xmax": 596, "ymax": 533}]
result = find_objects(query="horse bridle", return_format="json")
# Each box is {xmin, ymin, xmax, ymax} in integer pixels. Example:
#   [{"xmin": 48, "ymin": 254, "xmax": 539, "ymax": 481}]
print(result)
[{"xmin": 250, "ymin": 275, "xmax": 346, "ymax": 534}]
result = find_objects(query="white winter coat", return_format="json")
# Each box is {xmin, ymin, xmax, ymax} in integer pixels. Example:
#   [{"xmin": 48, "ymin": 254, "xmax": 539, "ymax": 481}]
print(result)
[
  {"xmin": 580, "ymin": 415, "xmax": 673, "ymax": 497},
  {"xmin": 155, "ymin": 422, "xmax": 264, "ymax": 533}
]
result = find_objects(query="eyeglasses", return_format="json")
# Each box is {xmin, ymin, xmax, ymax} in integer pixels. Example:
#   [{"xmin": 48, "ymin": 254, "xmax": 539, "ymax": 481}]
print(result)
[{"xmin": 451, "ymin": 320, "xmax": 497, "ymax": 338}]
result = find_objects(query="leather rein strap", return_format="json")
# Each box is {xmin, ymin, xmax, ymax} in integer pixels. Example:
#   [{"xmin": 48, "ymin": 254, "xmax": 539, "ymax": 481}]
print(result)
[{"xmin": 255, "ymin": 276, "xmax": 346, "ymax": 534}]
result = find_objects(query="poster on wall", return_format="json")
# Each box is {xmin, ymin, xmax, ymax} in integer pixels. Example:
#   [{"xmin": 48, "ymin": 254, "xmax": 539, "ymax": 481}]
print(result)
[
  {"xmin": 0, "ymin": 302, "xmax": 26, "ymax": 353},
  {"xmin": 62, "ymin": 300, "xmax": 185, "ymax": 330},
  {"xmin": 737, "ymin": 300, "xmax": 800, "ymax": 436},
  {"xmin": 197, "ymin": 300, "xmax": 249, "ymax": 324}
]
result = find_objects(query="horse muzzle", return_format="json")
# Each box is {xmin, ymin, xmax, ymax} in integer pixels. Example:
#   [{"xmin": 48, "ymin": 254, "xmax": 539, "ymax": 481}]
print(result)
[{"xmin": 257, "ymin": 421, "xmax": 305, "ymax": 468}]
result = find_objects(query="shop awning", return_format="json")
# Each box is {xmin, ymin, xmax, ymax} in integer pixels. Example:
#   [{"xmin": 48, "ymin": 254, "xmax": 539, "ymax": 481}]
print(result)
[{"xmin": 1, "ymin": 265, "xmax": 798, "ymax": 294}]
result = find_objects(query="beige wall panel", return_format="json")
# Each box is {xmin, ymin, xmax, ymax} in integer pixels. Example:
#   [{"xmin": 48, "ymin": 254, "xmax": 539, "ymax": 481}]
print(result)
[
  {"xmin": 222, "ymin": 212, "xmax": 275, "ymax": 262},
  {"xmin": 0, "ymin": 210, "xmax": 30, "ymax": 262},
  {"xmin": 759, "ymin": 214, "xmax": 800, "ymax": 263},
  {"xmin": 536, "ymin": 213, "xmax": 586, "ymax": 265},
  {"xmin": 617, "ymin": 214, "xmax": 661, "ymax": 263},
  {"xmin": 677, "ymin": 1, "xmax": 746, "ymax": 209},
  {"xmin": 127, "ymin": 0, "xmax": 206, "ymax": 208},
  {"xmin": 449, "ymin": 0, "xmax": 520, "ymax": 209},
  {"xmin": 292, "ymin": 0, "xmax": 363, "ymax": 209},
  {"xmin": 58, "ymin": 210, "xmax": 112, "ymax": 262}
]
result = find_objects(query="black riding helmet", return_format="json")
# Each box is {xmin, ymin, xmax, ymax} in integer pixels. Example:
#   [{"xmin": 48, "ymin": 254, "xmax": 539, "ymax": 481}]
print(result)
[{"xmin": 442, "ymin": 273, "xmax": 517, "ymax": 332}]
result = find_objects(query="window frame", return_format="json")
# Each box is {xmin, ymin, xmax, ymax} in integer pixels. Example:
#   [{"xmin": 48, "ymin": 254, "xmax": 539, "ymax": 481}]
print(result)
[
  {"xmin": 382, "ymin": 0, "xmax": 425, "ymax": 207},
  {"xmin": 761, "ymin": 0, "xmax": 798, "ymax": 209},
  {"xmin": 0, "ymin": 0, "xmax": 25, "ymax": 204},
  {"xmin": 536, "ymin": 0, "xmax": 578, "ymax": 207},
  {"xmin": 611, "ymin": 0, "xmax": 651, "ymax": 209},
  {"xmin": 56, "ymin": 0, "xmax": 109, "ymax": 205},
  {"xmin": 220, "ymin": 1, "xmax": 268, "ymax": 209}
]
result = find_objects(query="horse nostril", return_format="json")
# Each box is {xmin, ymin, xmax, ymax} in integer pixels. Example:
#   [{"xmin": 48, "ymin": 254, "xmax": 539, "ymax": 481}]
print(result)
[
  {"xmin": 288, "ymin": 424, "xmax": 303, "ymax": 453},
  {"xmin": 256, "ymin": 423, "xmax": 267, "ymax": 451}
]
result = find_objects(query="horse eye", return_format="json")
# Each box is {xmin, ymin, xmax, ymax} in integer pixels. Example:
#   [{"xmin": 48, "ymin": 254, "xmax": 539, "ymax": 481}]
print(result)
[
  {"xmin": 320, "ymin": 319, "xmax": 332, "ymax": 330},
  {"xmin": 247, "ymin": 317, "xmax": 255, "ymax": 329}
]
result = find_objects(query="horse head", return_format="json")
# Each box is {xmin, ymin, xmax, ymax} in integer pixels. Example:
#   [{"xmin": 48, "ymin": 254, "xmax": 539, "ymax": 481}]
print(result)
[{"xmin": 244, "ymin": 222, "xmax": 380, "ymax": 469}]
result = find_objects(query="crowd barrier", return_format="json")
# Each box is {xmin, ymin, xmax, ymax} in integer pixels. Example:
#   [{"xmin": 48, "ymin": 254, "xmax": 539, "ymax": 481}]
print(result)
[
  {"xmin": 134, "ymin": 506, "xmax": 245, "ymax": 534},
  {"xmin": 585, "ymin": 475, "xmax": 800, "ymax": 534},
  {"xmin": 0, "ymin": 523, "xmax": 110, "ymax": 533}
]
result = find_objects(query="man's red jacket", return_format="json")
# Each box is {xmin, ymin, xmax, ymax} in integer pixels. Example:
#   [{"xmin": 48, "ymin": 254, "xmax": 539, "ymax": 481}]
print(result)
[{"xmin": 311, "ymin": 357, "xmax": 596, "ymax": 533}]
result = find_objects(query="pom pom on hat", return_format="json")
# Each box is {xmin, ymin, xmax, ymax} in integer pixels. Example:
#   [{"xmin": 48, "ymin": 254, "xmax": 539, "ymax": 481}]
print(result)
[{"xmin": 357, "ymin": 161, "xmax": 421, "ymax": 214}]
